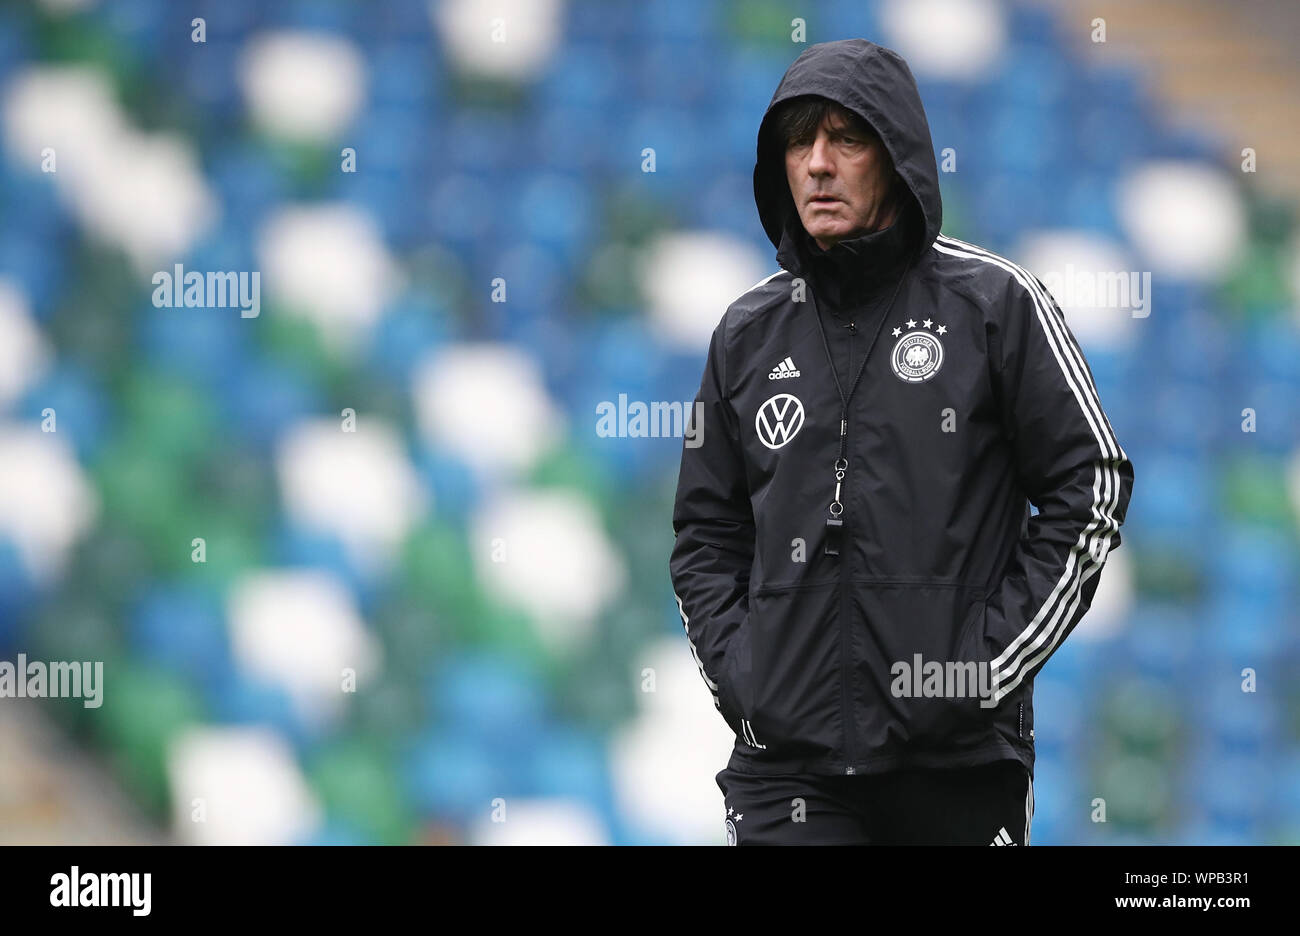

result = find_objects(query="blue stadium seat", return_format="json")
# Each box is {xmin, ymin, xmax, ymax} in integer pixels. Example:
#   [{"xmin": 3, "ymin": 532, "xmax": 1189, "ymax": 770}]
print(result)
[
  {"xmin": 430, "ymin": 173, "xmax": 504, "ymax": 250},
  {"xmin": 634, "ymin": 0, "xmax": 721, "ymax": 41},
  {"xmin": 403, "ymin": 727, "xmax": 506, "ymax": 821},
  {"xmin": 369, "ymin": 40, "xmax": 438, "ymax": 104},
  {"xmin": 270, "ymin": 524, "xmax": 371, "ymax": 600},
  {"xmin": 1061, "ymin": 172, "xmax": 1122, "ymax": 236},
  {"xmin": 129, "ymin": 585, "xmax": 231, "ymax": 686},
  {"xmin": 1237, "ymin": 320, "xmax": 1300, "ymax": 385},
  {"xmin": 141, "ymin": 299, "xmax": 248, "ymax": 392},
  {"xmin": 1006, "ymin": 4, "xmax": 1061, "ymax": 46},
  {"xmin": 1205, "ymin": 593, "xmax": 1288, "ymax": 661},
  {"xmin": 217, "ymin": 356, "xmax": 318, "ymax": 451},
  {"xmin": 1193, "ymin": 755, "xmax": 1272, "ymax": 830},
  {"xmin": 815, "ymin": 0, "xmax": 883, "ymax": 43},
  {"xmin": 0, "ymin": 538, "xmax": 37, "ymax": 651},
  {"xmin": 206, "ymin": 666, "xmax": 315, "ymax": 749},
  {"xmin": 512, "ymin": 172, "xmax": 597, "ymax": 268},
  {"xmin": 1204, "ymin": 682, "xmax": 1278, "ymax": 752},
  {"xmin": 206, "ymin": 146, "xmax": 288, "ymax": 231},
  {"xmin": 0, "ymin": 9, "xmax": 32, "ymax": 86},
  {"xmin": 0, "ymin": 174, "xmax": 66, "ymax": 315},
  {"xmin": 563, "ymin": 0, "xmax": 638, "ymax": 43},
  {"xmin": 296, "ymin": 818, "xmax": 375, "ymax": 846},
  {"xmin": 1030, "ymin": 674, "xmax": 1087, "ymax": 752},
  {"xmin": 527, "ymin": 725, "xmax": 612, "ymax": 812},
  {"xmin": 634, "ymin": 41, "xmax": 719, "ymax": 107},
  {"xmin": 1213, "ymin": 527, "xmax": 1293, "ymax": 604},
  {"xmin": 426, "ymin": 652, "xmax": 548, "ymax": 751},
  {"xmin": 1121, "ymin": 604, "xmax": 1197, "ymax": 683},
  {"xmin": 367, "ymin": 292, "xmax": 451, "ymax": 384},
  {"xmin": 19, "ymin": 365, "xmax": 110, "ymax": 461},
  {"xmin": 414, "ymin": 448, "xmax": 479, "ymax": 523},
  {"xmin": 993, "ymin": 44, "xmax": 1069, "ymax": 110},
  {"xmin": 1128, "ymin": 452, "xmax": 1212, "ymax": 535}
]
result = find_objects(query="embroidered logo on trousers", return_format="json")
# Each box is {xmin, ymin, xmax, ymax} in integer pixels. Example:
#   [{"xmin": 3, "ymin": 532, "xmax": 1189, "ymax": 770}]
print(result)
[
  {"xmin": 725, "ymin": 806, "xmax": 745, "ymax": 845},
  {"xmin": 989, "ymin": 826, "xmax": 1018, "ymax": 846}
]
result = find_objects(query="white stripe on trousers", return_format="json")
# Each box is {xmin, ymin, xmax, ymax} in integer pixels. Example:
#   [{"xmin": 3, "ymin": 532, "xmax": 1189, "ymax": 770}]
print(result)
[{"xmin": 1025, "ymin": 770, "xmax": 1034, "ymax": 845}]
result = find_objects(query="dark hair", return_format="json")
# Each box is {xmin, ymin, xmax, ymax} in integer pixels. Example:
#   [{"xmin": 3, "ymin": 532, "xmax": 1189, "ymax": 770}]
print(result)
[{"xmin": 775, "ymin": 95, "xmax": 880, "ymax": 150}]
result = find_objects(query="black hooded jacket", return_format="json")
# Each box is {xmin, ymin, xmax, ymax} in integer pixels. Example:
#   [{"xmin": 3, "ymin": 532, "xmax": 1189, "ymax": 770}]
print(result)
[{"xmin": 670, "ymin": 39, "xmax": 1135, "ymax": 777}]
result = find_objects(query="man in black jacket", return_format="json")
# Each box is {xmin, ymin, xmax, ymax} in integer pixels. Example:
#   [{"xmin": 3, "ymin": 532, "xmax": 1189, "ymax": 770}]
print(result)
[{"xmin": 669, "ymin": 39, "xmax": 1135, "ymax": 845}]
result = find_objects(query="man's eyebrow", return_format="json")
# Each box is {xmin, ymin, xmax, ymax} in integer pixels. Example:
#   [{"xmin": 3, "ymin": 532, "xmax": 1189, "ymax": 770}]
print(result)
[{"xmin": 826, "ymin": 119, "xmax": 870, "ymax": 139}]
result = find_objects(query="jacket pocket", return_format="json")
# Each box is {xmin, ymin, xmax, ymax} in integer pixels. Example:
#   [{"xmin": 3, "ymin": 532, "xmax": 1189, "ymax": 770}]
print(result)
[
  {"xmin": 854, "ymin": 583, "xmax": 1000, "ymax": 753},
  {"xmin": 745, "ymin": 581, "xmax": 842, "ymax": 761}
]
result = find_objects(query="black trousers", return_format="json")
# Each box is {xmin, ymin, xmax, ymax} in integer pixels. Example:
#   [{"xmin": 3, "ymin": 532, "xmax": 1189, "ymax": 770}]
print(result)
[{"xmin": 716, "ymin": 759, "xmax": 1034, "ymax": 845}]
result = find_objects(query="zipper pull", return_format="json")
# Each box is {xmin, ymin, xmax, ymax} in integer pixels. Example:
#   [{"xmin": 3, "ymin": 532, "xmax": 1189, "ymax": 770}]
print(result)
[
  {"xmin": 825, "ymin": 454, "xmax": 848, "ymax": 557},
  {"xmin": 848, "ymin": 321, "xmax": 856, "ymax": 333}
]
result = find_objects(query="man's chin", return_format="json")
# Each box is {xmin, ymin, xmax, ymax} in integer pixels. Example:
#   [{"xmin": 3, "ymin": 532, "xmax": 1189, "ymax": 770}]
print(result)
[{"xmin": 805, "ymin": 223, "xmax": 854, "ymax": 248}]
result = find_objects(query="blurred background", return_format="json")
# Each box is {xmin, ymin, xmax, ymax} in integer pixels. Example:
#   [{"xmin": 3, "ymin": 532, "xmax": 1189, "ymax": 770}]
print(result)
[{"xmin": 0, "ymin": 0, "xmax": 1297, "ymax": 845}]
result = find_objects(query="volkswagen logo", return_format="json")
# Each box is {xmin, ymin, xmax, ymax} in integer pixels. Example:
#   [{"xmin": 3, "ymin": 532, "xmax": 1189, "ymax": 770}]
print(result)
[{"xmin": 755, "ymin": 393, "xmax": 805, "ymax": 450}]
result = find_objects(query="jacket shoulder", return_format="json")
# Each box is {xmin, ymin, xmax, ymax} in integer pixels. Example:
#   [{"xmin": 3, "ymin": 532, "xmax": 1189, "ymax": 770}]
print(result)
[
  {"xmin": 721, "ymin": 268, "xmax": 794, "ymax": 338},
  {"xmin": 923, "ymin": 233, "xmax": 1046, "ymax": 314}
]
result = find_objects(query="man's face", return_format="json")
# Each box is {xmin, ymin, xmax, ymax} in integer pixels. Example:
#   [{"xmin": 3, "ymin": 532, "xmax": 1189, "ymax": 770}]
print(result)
[{"xmin": 784, "ymin": 106, "xmax": 898, "ymax": 250}]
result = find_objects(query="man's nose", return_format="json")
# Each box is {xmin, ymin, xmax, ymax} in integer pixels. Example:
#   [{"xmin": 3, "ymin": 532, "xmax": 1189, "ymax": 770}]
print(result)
[{"xmin": 807, "ymin": 133, "xmax": 834, "ymax": 176}]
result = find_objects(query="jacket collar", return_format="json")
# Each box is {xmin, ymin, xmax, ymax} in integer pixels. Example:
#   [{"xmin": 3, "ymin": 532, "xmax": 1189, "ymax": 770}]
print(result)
[{"xmin": 776, "ymin": 196, "xmax": 920, "ymax": 315}]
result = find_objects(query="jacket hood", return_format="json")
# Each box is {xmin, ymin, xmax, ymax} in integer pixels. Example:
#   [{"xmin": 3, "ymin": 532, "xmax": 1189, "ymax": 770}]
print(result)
[{"xmin": 753, "ymin": 39, "xmax": 942, "ymax": 278}]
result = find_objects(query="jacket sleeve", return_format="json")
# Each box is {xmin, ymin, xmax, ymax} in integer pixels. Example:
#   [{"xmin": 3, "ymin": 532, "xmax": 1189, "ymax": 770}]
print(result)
[
  {"xmin": 669, "ymin": 316, "xmax": 754, "ymax": 734},
  {"xmin": 981, "ymin": 274, "xmax": 1135, "ymax": 705}
]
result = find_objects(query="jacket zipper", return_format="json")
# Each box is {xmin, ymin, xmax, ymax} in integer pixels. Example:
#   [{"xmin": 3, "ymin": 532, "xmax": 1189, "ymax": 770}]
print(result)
[
  {"xmin": 838, "ymin": 525, "xmax": 854, "ymax": 773},
  {"xmin": 815, "ymin": 273, "xmax": 908, "ymax": 775},
  {"xmin": 839, "ymin": 318, "xmax": 857, "ymax": 775}
]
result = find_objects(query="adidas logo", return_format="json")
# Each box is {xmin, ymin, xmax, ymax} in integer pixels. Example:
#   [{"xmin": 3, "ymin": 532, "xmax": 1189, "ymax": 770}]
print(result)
[
  {"xmin": 989, "ymin": 826, "xmax": 1018, "ymax": 846},
  {"xmin": 768, "ymin": 356, "xmax": 800, "ymax": 380}
]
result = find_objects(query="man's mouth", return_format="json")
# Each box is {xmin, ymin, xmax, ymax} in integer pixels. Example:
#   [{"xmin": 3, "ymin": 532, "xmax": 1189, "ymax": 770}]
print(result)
[{"xmin": 810, "ymin": 195, "xmax": 840, "ymax": 205}]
